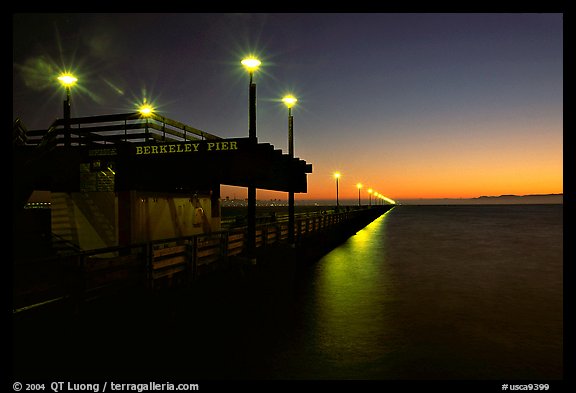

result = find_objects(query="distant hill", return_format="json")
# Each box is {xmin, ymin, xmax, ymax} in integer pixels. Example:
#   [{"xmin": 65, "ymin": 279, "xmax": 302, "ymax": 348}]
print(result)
[
  {"xmin": 398, "ymin": 193, "xmax": 563, "ymax": 205},
  {"xmin": 473, "ymin": 194, "xmax": 563, "ymax": 204}
]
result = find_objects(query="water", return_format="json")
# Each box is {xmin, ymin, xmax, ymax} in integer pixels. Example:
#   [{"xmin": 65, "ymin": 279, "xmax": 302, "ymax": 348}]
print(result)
[
  {"xmin": 273, "ymin": 204, "xmax": 563, "ymax": 380},
  {"xmin": 13, "ymin": 204, "xmax": 563, "ymax": 381}
]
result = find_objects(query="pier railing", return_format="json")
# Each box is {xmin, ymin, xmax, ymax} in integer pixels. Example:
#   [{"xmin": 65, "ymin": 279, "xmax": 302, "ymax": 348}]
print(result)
[{"xmin": 13, "ymin": 205, "xmax": 393, "ymax": 313}]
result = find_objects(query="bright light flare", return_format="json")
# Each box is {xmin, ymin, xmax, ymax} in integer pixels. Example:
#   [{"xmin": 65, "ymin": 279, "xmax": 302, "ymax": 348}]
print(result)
[
  {"xmin": 334, "ymin": 172, "xmax": 341, "ymax": 179},
  {"xmin": 241, "ymin": 57, "xmax": 261, "ymax": 72},
  {"xmin": 356, "ymin": 183, "xmax": 363, "ymax": 189},
  {"xmin": 57, "ymin": 73, "xmax": 78, "ymax": 87},
  {"xmin": 135, "ymin": 96, "xmax": 157, "ymax": 117},
  {"xmin": 282, "ymin": 95, "xmax": 298, "ymax": 108},
  {"xmin": 138, "ymin": 104, "xmax": 154, "ymax": 117}
]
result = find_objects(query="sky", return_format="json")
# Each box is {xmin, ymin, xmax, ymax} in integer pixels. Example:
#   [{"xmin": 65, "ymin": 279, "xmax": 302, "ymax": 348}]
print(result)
[{"xmin": 13, "ymin": 13, "xmax": 563, "ymax": 203}]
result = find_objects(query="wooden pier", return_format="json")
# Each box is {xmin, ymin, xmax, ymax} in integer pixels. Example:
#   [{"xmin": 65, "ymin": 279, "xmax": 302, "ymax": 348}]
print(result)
[{"xmin": 13, "ymin": 205, "xmax": 394, "ymax": 314}]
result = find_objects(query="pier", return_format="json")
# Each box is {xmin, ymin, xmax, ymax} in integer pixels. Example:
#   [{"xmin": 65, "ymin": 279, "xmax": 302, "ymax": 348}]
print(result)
[
  {"xmin": 13, "ymin": 111, "xmax": 394, "ymax": 315},
  {"xmin": 13, "ymin": 205, "xmax": 394, "ymax": 313}
]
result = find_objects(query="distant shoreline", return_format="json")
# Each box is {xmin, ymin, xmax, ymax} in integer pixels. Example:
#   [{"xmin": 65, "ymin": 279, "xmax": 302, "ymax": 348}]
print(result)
[
  {"xmin": 397, "ymin": 193, "xmax": 563, "ymax": 205},
  {"xmin": 288, "ymin": 193, "xmax": 563, "ymax": 206}
]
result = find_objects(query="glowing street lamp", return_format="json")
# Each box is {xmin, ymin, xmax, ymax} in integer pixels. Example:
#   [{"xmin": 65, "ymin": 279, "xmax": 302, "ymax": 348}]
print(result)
[
  {"xmin": 241, "ymin": 57, "xmax": 261, "ymax": 75},
  {"xmin": 241, "ymin": 56, "xmax": 261, "ymax": 262},
  {"xmin": 334, "ymin": 172, "xmax": 341, "ymax": 210},
  {"xmin": 282, "ymin": 95, "xmax": 297, "ymax": 156},
  {"xmin": 368, "ymin": 188, "xmax": 373, "ymax": 207},
  {"xmin": 58, "ymin": 73, "xmax": 77, "ymax": 146},
  {"xmin": 282, "ymin": 94, "xmax": 298, "ymax": 247},
  {"xmin": 138, "ymin": 103, "xmax": 154, "ymax": 140},
  {"xmin": 241, "ymin": 57, "xmax": 261, "ymax": 141},
  {"xmin": 282, "ymin": 95, "xmax": 297, "ymax": 108},
  {"xmin": 357, "ymin": 183, "xmax": 363, "ymax": 207},
  {"xmin": 138, "ymin": 104, "xmax": 154, "ymax": 116},
  {"xmin": 58, "ymin": 73, "xmax": 77, "ymax": 89}
]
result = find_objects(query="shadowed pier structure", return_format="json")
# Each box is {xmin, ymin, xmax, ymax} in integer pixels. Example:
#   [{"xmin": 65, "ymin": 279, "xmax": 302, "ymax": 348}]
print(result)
[
  {"xmin": 13, "ymin": 112, "xmax": 394, "ymax": 314},
  {"xmin": 13, "ymin": 112, "xmax": 312, "ymax": 246}
]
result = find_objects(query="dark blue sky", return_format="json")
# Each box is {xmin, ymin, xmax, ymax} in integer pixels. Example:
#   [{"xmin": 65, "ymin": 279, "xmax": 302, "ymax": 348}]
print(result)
[{"xmin": 13, "ymin": 13, "xmax": 563, "ymax": 200}]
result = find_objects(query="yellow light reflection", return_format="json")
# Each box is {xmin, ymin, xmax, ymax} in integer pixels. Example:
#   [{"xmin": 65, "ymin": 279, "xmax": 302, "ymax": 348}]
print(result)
[{"xmin": 312, "ymin": 208, "xmax": 396, "ymax": 365}]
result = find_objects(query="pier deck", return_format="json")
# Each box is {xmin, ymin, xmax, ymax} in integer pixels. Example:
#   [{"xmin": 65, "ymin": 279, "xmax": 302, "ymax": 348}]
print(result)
[{"xmin": 13, "ymin": 205, "xmax": 395, "ymax": 315}]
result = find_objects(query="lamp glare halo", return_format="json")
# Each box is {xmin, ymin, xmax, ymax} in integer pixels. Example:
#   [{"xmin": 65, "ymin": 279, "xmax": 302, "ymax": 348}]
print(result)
[
  {"xmin": 282, "ymin": 95, "xmax": 297, "ymax": 108},
  {"xmin": 58, "ymin": 74, "xmax": 78, "ymax": 87},
  {"xmin": 138, "ymin": 104, "xmax": 154, "ymax": 116},
  {"xmin": 241, "ymin": 58, "xmax": 261, "ymax": 71}
]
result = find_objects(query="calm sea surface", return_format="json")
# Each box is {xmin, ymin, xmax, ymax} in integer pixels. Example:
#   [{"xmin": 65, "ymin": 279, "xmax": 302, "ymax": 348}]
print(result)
[
  {"xmin": 268, "ymin": 204, "xmax": 564, "ymax": 380},
  {"xmin": 13, "ymin": 204, "xmax": 563, "ymax": 381}
]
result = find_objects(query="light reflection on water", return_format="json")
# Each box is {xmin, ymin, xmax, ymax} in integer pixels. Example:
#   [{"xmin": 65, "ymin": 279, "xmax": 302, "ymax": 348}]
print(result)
[
  {"xmin": 309, "ymin": 210, "xmax": 398, "ymax": 375},
  {"xmin": 276, "ymin": 205, "xmax": 563, "ymax": 380}
]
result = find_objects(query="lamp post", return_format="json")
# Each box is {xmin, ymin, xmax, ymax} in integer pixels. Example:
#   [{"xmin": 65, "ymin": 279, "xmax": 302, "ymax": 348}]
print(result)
[
  {"xmin": 357, "ymin": 183, "xmax": 362, "ymax": 207},
  {"xmin": 334, "ymin": 172, "xmax": 341, "ymax": 210},
  {"xmin": 58, "ymin": 73, "xmax": 77, "ymax": 147},
  {"xmin": 282, "ymin": 95, "xmax": 297, "ymax": 247},
  {"xmin": 241, "ymin": 58, "xmax": 261, "ymax": 141},
  {"xmin": 241, "ymin": 57, "xmax": 261, "ymax": 263},
  {"xmin": 138, "ymin": 103, "xmax": 154, "ymax": 140},
  {"xmin": 368, "ymin": 188, "xmax": 373, "ymax": 207}
]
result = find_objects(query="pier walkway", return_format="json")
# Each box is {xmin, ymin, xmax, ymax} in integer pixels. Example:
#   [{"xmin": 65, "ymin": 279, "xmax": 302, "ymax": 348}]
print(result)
[{"xmin": 13, "ymin": 205, "xmax": 394, "ymax": 315}]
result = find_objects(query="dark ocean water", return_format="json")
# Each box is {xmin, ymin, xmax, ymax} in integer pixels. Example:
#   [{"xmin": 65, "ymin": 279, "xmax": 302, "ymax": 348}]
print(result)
[
  {"xmin": 267, "ymin": 204, "xmax": 564, "ymax": 380},
  {"xmin": 13, "ymin": 204, "xmax": 563, "ymax": 382}
]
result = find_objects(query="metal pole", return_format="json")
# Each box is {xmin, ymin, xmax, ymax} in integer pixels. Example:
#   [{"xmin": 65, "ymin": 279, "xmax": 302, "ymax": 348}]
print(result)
[
  {"xmin": 247, "ymin": 72, "xmax": 257, "ymax": 263},
  {"xmin": 63, "ymin": 86, "xmax": 71, "ymax": 147},
  {"xmin": 288, "ymin": 108, "xmax": 295, "ymax": 247},
  {"xmin": 336, "ymin": 177, "xmax": 339, "ymax": 210},
  {"xmin": 288, "ymin": 108, "xmax": 294, "ymax": 155},
  {"xmin": 249, "ymin": 73, "xmax": 256, "ymax": 140},
  {"xmin": 358, "ymin": 188, "xmax": 361, "ymax": 207}
]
